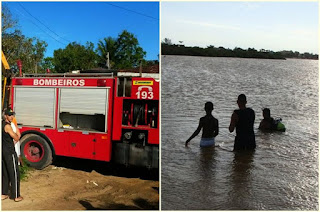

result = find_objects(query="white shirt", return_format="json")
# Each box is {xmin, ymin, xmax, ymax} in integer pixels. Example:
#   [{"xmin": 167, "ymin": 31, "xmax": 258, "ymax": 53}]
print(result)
[{"xmin": 11, "ymin": 122, "xmax": 21, "ymax": 158}]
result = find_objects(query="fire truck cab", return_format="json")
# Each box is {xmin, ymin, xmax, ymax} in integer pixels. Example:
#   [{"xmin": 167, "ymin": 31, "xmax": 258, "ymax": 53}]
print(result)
[{"xmin": 10, "ymin": 73, "xmax": 159, "ymax": 170}]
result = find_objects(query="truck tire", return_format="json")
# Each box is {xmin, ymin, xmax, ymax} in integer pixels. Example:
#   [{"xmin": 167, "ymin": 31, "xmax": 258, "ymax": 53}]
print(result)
[{"xmin": 20, "ymin": 134, "xmax": 53, "ymax": 170}]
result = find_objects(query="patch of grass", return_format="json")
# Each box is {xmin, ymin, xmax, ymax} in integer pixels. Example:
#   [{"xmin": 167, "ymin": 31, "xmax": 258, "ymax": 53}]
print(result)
[{"xmin": 19, "ymin": 157, "xmax": 32, "ymax": 181}]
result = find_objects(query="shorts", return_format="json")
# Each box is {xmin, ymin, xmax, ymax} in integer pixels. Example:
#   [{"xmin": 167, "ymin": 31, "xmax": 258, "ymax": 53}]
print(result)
[{"xmin": 200, "ymin": 137, "xmax": 215, "ymax": 147}]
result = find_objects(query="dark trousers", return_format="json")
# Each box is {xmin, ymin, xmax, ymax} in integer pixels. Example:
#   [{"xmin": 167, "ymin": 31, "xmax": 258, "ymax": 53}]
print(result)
[{"xmin": 2, "ymin": 152, "xmax": 20, "ymax": 199}]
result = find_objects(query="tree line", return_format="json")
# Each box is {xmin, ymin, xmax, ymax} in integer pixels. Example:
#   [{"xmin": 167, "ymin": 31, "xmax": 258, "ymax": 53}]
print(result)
[
  {"xmin": 162, "ymin": 38, "xmax": 318, "ymax": 60},
  {"xmin": 2, "ymin": 5, "xmax": 158, "ymax": 74}
]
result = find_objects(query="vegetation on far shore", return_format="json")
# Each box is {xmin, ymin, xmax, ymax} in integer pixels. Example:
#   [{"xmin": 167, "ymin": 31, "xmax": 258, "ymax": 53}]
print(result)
[{"xmin": 162, "ymin": 38, "xmax": 318, "ymax": 60}]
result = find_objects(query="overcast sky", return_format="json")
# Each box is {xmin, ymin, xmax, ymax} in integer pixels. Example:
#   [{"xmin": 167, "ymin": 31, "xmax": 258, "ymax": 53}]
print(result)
[{"xmin": 161, "ymin": 1, "xmax": 318, "ymax": 54}]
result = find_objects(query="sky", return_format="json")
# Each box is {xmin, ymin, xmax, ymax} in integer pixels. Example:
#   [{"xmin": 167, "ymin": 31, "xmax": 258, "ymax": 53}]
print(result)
[
  {"xmin": 3, "ymin": 1, "xmax": 159, "ymax": 60},
  {"xmin": 161, "ymin": 1, "xmax": 319, "ymax": 54}
]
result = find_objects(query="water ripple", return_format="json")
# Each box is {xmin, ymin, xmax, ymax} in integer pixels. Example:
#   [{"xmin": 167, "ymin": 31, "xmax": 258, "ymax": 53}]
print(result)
[{"xmin": 161, "ymin": 56, "xmax": 318, "ymax": 210}]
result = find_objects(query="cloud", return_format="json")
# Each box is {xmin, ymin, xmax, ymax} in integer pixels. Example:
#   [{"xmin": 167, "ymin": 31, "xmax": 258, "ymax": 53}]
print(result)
[{"xmin": 176, "ymin": 20, "xmax": 241, "ymax": 31}]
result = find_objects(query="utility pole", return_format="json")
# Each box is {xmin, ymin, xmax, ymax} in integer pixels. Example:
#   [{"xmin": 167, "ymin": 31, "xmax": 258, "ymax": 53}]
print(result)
[
  {"xmin": 139, "ymin": 59, "xmax": 142, "ymax": 77},
  {"xmin": 106, "ymin": 52, "xmax": 110, "ymax": 70}
]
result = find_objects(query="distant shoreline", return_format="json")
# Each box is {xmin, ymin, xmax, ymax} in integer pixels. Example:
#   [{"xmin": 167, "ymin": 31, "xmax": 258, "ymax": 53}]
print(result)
[
  {"xmin": 162, "ymin": 54, "xmax": 286, "ymax": 60},
  {"xmin": 162, "ymin": 55, "xmax": 319, "ymax": 61},
  {"xmin": 161, "ymin": 43, "xmax": 319, "ymax": 60}
]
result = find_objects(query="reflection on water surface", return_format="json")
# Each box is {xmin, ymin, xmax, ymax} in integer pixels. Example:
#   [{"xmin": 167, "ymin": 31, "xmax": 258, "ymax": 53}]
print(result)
[{"xmin": 161, "ymin": 56, "xmax": 318, "ymax": 210}]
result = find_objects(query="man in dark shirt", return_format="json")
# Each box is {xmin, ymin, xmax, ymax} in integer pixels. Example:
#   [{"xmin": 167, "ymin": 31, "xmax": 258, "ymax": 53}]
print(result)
[
  {"xmin": 229, "ymin": 94, "xmax": 256, "ymax": 151},
  {"xmin": 185, "ymin": 102, "xmax": 219, "ymax": 147},
  {"xmin": 2, "ymin": 109, "xmax": 23, "ymax": 202}
]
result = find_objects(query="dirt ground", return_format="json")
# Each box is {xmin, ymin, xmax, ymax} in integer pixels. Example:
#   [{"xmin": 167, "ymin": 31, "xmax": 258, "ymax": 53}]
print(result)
[{"xmin": 1, "ymin": 157, "xmax": 159, "ymax": 210}]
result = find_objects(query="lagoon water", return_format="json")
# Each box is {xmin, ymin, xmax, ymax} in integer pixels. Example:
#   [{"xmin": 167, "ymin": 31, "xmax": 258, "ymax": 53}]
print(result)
[{"xmin": 161, "ymin": 55, "xmax": 318, "ymax": 210}]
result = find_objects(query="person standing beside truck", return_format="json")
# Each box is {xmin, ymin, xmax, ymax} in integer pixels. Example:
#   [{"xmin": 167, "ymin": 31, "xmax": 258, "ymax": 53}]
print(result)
[
  {"xmin": 2, "ymin": 109, "xmax": 23, "ymax": 202},
  {"xmin": 2, "ymin": 108, "xmax": 23, "ymax": 166},
  {"xmin": 11, "ymin": 117, "xmax": 23, "ymax": 166}
]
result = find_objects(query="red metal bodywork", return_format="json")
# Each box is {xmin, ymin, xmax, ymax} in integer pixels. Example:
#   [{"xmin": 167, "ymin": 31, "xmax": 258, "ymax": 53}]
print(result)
[
  {"xmin": 111, "ymin": 77, "xmax": 159, "ymax": 144},
  {"xmin": 11, "ymin": 76, "xmax": 159, "ymax": 163}
]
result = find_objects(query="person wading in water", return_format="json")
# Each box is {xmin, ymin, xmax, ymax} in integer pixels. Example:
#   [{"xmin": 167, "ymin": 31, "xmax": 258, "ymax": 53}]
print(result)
[
  {"xmin": 185, "ymin": 102, "xmax": 219, "ymax": 147},
  {"xmin": 229, "ymin": 94, "xmax": 256, "ymax": 151},
  {"xmin": 259, "ymin": 108, "xmax": 275, "ymax": 131}
]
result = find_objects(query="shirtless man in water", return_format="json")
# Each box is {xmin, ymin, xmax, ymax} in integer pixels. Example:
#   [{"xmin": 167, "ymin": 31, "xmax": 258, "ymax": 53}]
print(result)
[{"xmin": 185, "ymin": 102, "xmax": 219, "ymax": 147}]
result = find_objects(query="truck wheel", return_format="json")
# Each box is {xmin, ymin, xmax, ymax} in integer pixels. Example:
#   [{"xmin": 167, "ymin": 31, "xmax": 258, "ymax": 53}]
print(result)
[{"xmin": 20, "ymin": 134, "xmax": 53, "ymax": 170}]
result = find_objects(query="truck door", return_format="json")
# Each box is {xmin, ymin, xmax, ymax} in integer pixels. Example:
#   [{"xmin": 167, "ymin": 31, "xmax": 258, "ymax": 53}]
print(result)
[
  {"xmin": 14, "ymin": 87, "xmax": 56, "ymax": 128},
  {"xmin": 58, "ymin": 87, "xmax": 109, "ymax": 160}
]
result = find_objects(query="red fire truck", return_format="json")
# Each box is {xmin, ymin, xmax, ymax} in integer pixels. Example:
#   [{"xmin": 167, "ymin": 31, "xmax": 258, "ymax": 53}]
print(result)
[{"xmin": 9, "ymin": 72, "xmax": 159, "ymax": 170}]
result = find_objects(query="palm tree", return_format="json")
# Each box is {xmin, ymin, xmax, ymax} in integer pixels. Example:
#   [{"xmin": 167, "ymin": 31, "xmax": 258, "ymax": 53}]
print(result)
[{"xmin": 97, "ymin": 37, "xmax": 116, "ymax": 69}]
